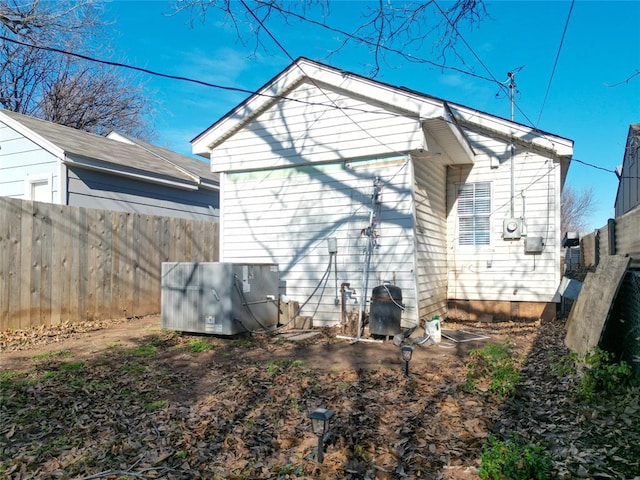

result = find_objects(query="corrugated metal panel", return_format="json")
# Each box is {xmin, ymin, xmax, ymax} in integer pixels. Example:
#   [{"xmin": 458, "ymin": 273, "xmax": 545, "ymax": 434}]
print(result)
[
  {"xmin": 221, "ymin": 156, "xmax": 418, "ymax": 327},
  {"xmin": 446, "ymin": 126, "xmax": 562, "ymax": 303}
]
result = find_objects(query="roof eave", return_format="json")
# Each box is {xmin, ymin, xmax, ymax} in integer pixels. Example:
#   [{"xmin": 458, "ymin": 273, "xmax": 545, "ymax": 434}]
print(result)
[{"xmin": 63, "ymin": 155, "xmax": 200, "ymax": 191}]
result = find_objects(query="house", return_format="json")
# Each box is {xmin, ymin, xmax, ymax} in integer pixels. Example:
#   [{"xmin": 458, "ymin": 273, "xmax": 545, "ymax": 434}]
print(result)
[
  {"xmin": 0, "ymin": 109, "xmax": 219, "ymax": 221},
  {"xmin": 614, "ymin": 123, "xmax": 640, "ymax": 218},
  {"xmin": 191, "ymin": 57, "xmax": 573, "ymax": 327}
]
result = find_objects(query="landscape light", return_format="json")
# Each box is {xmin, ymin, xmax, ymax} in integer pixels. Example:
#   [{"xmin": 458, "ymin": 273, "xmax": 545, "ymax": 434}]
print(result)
[
  {"xmin": 401, "ymin": 345, "xmax": 414, "ymax": 376},
  {"xmin": 308, "ymin": 407, "xmax": 334, "ymax": 463}
]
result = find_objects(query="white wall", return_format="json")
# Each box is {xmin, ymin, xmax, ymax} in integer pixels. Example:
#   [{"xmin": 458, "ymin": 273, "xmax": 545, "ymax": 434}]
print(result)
[
  {"xmin": 446, "ymin": 126, "xmax": 562, "ymax": 303},
  {"xmin": 0, "ymin": 122, "xmax": 60, "ymax": 201},
  {"xmin": 412, "ymin": 154, "xmax": 449, "ymax": 320},
  {"xmin": 210, "ymin": 81, "xmax": 425, "ymax": 173},
  {"xmin": 221, "ymin": 156, "xmax": 418, "ymax": 327}
]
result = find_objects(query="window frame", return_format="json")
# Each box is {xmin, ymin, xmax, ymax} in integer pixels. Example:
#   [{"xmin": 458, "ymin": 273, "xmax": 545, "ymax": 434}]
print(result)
[
  {"xmin": 24, "ymin": 173, "xmax": 53, "ymax": 202},
  {"xmin": 456, "ymin": 181, "xmax": 492, "ymax": 247}
]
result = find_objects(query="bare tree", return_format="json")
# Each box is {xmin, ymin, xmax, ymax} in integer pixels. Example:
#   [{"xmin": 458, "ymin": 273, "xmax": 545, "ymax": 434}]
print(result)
[
  {"xmin": 0, "ymin": 0, "xmax": 153, "ymax": 138},
  {"xmin": 561, "ymin": 186, "xmax": 596, "ymax": 235},
  {"xmin": 174, "ymin": 0, "xmax": 487, "ymax": 76}
]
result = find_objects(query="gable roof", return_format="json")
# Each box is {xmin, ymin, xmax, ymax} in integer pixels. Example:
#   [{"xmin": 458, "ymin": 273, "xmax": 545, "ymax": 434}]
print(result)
[
  {"xmin": 106, "ymin": 132, "xmax": 219, "ymax": 190},
  {"xmin": 0, "ymin": 109, "xmax": 219, "ymax": 191},
  {"xmin": 192, "ymin": 57, "xmax": 573, "ymax": 166}
]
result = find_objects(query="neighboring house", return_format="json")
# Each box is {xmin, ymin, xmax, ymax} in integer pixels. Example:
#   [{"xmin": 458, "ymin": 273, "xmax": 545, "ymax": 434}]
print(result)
[
  {"xmin": 614, "ymin": 123, "xmax": 640, "ymax": 218},
  {"xmin": 191, "ymin": 57, "xmax": 573, "ymax": 327},
  {"xmin": 0, "ymin": 109, "xmax": 219, "ymax": 221}
]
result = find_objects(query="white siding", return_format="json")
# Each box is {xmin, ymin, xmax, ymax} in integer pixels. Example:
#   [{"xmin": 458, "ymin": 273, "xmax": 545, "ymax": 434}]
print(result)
[
  {"xmin": 211, "ymin": 82, "xmax": 426, "ymax": 172},
  {"xmin": 221, "ymin": 156, "xmax": 418, "ymax": 327},
  {"xmin": 412, "ymin": 155, "xmax": 448, "ymax": 321},
  {"xmin": 0, "ymin": 122, "xmax": 60, "ymax": 201},
  {"xmin": 446, "ymin": 126, "xmax": 561, "ymax": 302}
]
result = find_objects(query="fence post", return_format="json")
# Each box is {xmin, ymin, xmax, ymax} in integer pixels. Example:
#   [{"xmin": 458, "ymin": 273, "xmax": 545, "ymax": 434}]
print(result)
[{"xmin": 607, "ymin": 218, "xmax": 616, "ymax": 256}]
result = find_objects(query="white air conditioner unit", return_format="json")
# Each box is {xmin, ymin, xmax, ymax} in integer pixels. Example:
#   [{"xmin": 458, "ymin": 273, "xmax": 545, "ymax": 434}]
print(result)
[{"xmin": 503, "ymin": 218, "xmax": 523, "ymax": 240}]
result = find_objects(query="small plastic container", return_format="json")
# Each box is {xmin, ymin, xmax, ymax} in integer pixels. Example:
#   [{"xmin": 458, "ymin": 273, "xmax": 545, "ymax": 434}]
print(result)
[{"xmin": 426, "ymin": 315, "xmax": 441, "ymax": 343}]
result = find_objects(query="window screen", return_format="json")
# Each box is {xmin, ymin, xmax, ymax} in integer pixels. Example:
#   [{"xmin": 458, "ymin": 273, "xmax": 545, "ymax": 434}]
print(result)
[{"xmin": 457, "ymin": 182, "xmax": 491, "ymax": 246}]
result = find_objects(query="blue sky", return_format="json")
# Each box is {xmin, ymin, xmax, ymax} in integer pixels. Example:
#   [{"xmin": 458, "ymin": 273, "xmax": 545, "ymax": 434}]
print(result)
[{"xmin": 103, "ymin": 0, "xmax": 639, "ymax": 231}]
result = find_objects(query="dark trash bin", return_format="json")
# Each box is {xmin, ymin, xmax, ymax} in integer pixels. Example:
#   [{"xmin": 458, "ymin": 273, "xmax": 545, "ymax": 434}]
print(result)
[{"xmin": 369, "ymin": 284, "xmax": 403, "ymax": 337}]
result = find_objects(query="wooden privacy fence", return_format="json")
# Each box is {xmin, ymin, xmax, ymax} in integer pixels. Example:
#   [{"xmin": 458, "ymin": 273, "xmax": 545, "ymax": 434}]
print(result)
[
  {"xmin": 581, "ymin": 207, "xmax": 640, "ymax": 266},
  {"xmin": 0, "ymin": 197, "xmax": 219, "ymax": 330}
]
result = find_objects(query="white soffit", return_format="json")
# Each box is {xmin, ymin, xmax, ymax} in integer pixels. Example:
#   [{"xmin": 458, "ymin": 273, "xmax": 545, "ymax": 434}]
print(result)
[{"xmin": 449, "ymin": 104, "xmax": 574, "ymax": 158}]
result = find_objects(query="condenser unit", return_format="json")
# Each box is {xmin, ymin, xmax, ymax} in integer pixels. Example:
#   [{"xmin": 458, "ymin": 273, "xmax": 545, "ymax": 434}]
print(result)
[{"xmin": 161, "ymin": 262, "xmax": 280, "ymax": 335}]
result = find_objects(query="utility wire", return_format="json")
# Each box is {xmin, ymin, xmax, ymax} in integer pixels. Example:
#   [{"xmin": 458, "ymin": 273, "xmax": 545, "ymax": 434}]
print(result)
[
  {"xmin": 0, "ymin": 25, "xmax": 621, "ymax": 179},
  {"xmin": 536, "ymin": 0, "xmax": 574, "ymax": 126},
  {"xmin": 252, "ymin": 0, "xmax": 499, "ymax": 84},
  {"xmin": 432, "ymin": 1, "xmax": 545, "ymax": 136},
  {"xmin": 0, "ymin": 33, "xmax": 481, "ymax": 125},
  {"xmin": 238, "ymin": 0, "xmax": 408, "ymax": 158}
]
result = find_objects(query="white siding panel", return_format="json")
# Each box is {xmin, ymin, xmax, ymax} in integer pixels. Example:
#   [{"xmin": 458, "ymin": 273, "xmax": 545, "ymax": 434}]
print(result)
[
  {"xmin": 210, "ymin": 84, "xmax": 426, "ymax": 172},
  {"xmin": 447, "ymin": 127, "xmax": 561, "ymax": 303},
  {"xmin": 0, "ymin": 124, "xmax": 59, "ymax": 200},
  {"xmin": 412, "ymin": 156, "xmax": 448, "ymax": 322},
  {"xmin": 222, "ymin": 156, "xmax": 418, "ymax": 327}
]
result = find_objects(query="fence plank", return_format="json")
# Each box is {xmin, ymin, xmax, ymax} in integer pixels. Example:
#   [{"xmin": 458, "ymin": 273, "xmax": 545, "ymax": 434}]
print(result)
[
  {"xmin": 38, "ymin": 202, "xmax": 53, "ymax": 326},
  {"xmin": 0, "ymin": 199, "xmax": 9, "ymax": 330},
  {"xmin": 0, "ymin": 197, "xmax": 219, "ymax": 329},
  {"xmin": 19, "ymin": 201, "xmax": 33, "ymax": 329},
  {"xmin": 616, "ymin": 208, "xmax": 640, "ymax": 259}
]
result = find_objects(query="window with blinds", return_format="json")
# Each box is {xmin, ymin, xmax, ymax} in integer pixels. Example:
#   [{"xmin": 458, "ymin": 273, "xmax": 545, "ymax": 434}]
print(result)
[{"xmin": 457, "ymin": 182, "xmax": 491, "ymax": 246}]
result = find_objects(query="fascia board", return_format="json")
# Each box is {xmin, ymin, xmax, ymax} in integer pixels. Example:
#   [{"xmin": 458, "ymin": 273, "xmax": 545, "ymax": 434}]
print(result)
[
  {"xmin": 64, "ymin": 155, "xmax": 199, "ymax": 191},
  {"xmin": 200, "ymin": 179, "xmax": 220, "ymax": 191},
  {"xmin": 295, "ymin": 60, "xmax": 444, "ymax": 118},
  {"xmin": 191, "ymin": 67, "xmax": 308, "ymax": 156},
  {"xmin": 0, "ymin": 111, "xmax": 65, "ymax": 159},
  {"xmin": 450, "ymin": 104, "xmax": 574, "ymax": 157}
]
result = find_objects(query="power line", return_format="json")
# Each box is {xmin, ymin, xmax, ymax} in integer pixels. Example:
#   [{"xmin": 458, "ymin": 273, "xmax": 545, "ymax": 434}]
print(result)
[
  {"xmin": 0, "ymin": 26, "xmax": 625, "ymax": 181},
  {"xmin": 238, "ymin": 0, "xmax": 409, "ymax": 159},
  {"xmin": 252, "ymin": 0, "xmax": 499, "ymax": 85},
  {"xmin": 536, "ymin": 0, "xmax": 574, "ymax": 126},
  {"xmin": 432, "ymin": 1, "xmax": 544, "ymax": 136}
]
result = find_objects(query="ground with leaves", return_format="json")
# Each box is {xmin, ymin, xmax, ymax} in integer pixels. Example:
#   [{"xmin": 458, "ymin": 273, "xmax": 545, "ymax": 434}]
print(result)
[{"xmin": 1, "ymin": 316, "xmax": 638, "ymax": 479}]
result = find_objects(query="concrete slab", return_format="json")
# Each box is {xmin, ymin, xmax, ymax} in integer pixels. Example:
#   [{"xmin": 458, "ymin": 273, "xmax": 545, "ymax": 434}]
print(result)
[
  {"xmin": 565, "ymin": 255, "xmax": 631, "ymax": 356},
  {"xmin": 278, "ymin": 331, "xmax": 322, "ymax": 342}
]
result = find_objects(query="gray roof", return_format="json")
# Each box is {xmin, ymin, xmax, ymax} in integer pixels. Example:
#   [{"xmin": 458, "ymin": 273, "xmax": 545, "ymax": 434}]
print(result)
[{"xmin": 0, "ymin": 109, "xmax": 219, "ymax": 189}]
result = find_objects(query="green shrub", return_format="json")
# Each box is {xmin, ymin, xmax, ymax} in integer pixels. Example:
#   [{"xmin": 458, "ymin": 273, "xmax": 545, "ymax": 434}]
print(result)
[
  {"xmin": 189, "ymin": 338, "xmax": 212, "ymax": 352},
  {"xmin": 479, "ymin": 435, "xmax": 551, "ymax": 480},
  {"xmin": 577, "ymin": 348, "xmax": 633, "ymax": 401},
  {"xmin": 464, "ymin": 343, "xmax": 521, "ymax": 398}
]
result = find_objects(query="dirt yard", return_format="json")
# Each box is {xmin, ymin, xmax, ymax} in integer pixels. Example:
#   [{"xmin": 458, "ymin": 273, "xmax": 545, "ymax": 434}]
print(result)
[
  {"xmin": 1, "ymin": 316, "xmax": 638, "ymax": 479},
  {"xmin": 0, "ymin": 315, "xmax": 501, "ymax": 377}
]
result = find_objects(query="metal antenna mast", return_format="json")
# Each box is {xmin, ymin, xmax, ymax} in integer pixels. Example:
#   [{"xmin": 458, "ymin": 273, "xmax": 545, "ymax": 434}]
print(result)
[{"xmin": 508, "ymin": 71, "xmax": 517, "ymax": 217}]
